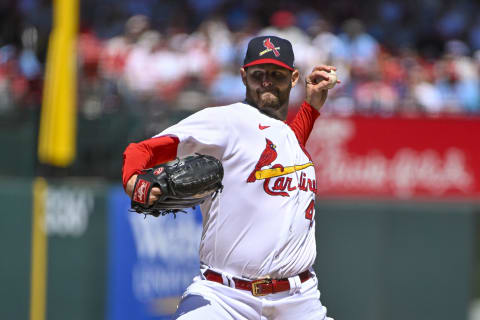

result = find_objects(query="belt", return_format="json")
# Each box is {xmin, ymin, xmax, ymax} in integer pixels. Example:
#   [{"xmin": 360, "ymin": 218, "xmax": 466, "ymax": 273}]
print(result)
[{"xmin": 203, "ymin": 269, "xmax": 312, "ymax": 296}]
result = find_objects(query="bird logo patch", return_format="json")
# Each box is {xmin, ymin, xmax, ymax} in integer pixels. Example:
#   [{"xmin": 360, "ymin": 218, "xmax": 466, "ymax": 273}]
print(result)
[
  {"xmin": 247, "ymin": 138, "xmax": 277, "ymax": 182},
  {"xmin": 259, "ymin": 38, "xmax": 280, "ymax": 57},
  {"xmin": 247, "ymin": 138, "xmax": 316, "ymax": 197}
]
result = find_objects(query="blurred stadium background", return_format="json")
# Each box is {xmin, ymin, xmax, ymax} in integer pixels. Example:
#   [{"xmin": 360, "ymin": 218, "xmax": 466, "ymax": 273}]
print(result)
[{"xmin": 1, "ymin": 0, "xmax": 480, "ymax": 319}]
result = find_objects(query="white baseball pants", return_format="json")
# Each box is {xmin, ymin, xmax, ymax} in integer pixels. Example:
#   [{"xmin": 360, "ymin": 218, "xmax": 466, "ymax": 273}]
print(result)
[{"xmin": 172, "ymin": 270, "xmax": 333, "ymax": 320}]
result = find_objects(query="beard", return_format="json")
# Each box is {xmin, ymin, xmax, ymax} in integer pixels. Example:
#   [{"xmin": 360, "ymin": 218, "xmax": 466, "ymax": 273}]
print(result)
[
  {"xmin": 245, "ymin": 82, "xmax": 292, "ymax": 120},
  {"xmin": 258, "ymin": 91, "xmax": 281, "ymax": 109}
]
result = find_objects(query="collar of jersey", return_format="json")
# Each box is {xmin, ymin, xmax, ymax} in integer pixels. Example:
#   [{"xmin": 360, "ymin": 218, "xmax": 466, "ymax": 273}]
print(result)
[{"xmin": 241, "ymin": 100, "xmax": 288, "ymax": 124}]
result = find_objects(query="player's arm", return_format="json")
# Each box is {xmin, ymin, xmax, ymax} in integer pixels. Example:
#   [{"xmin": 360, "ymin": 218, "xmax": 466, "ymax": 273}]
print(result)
[
  {"xmin": 122, "ymin": 135, "xmax": 180, "ymax": 201},
  {"xmin": 287, "ymin": 101, "xmax": 321, "ymax": 145},
  {"xmin": 123, "ymin": 107, "xmax": 229, "ymax": 204}
]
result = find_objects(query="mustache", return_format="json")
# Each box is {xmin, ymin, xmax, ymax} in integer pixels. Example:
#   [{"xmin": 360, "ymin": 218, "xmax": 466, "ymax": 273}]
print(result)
[{"xmin": 257, "ymin": 89, "xmax": 279, "ymax": 95}]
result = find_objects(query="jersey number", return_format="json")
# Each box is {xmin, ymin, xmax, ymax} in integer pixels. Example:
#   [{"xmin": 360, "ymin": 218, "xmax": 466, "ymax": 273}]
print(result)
[{"xmin": 305, "ymin": 199, "xmax": 315, "ymax": 223}]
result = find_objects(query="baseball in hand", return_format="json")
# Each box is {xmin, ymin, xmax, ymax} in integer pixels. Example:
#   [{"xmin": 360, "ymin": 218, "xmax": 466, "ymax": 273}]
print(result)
[{"xmin": 326, "ymin": 69, "xmax": 337, "ymax": 89}]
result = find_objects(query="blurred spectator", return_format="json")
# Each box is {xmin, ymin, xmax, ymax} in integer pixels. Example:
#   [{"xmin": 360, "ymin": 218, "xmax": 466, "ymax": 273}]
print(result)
[
  {"xmin": 444, "ymin": 40, "xmax": 480, "ymax": 114},
  {"xmin": 198, "ymin": 18, "xmax": 236, "ymax": 69},
  {"xmin": 78, "ymin": 29, "xmax": 103, "ymax": 83},
  {"xmin": 124, "ymin": 30, "xmax": 164, "ymax": 95},
  {"xmin": 100, "ymin": 14, "xmax": 150, "ymax": 81},
  {"xmin": 208, "ymin": 64, "xmax": 245, "ymax": 105},
  {"xmin": 336, "ymin": 19, "xmax": 380, "ymax": 68},
  {"xmin": 353, "ymin": 66, "xmax": 400, "ymax": 116},
  {"xmin": 410, "ymin": 64, "xmax": 443, "ymax": 114},
  {"xmin": 19, "ymin": 27, "xmax": 41, "ymax": 80},
  {"xmin": 310, "ymin": 19, "xmax": 344, "ymax": 65}
]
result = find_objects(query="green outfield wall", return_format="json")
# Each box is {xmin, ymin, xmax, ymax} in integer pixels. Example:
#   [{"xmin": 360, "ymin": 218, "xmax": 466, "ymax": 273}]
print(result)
[
  {"xmin": 0, "ymin": 178, "xmax": 108, "ymax": 320},
  {"xmin": 314, "ymin": 199, "xmax": 477, "ymax": 320}
]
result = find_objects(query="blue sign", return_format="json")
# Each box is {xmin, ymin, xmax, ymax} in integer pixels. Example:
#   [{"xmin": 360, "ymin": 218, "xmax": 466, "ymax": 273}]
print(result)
[{"xmin": 107, "ymin": 186, "xmax": 203, "ymax": 320}]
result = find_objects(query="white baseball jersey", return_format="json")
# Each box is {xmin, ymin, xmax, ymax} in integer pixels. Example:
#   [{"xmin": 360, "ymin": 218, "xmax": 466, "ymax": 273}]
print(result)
[{"xmin": 157, "ymin": 102, "xmax": 318, "ymax": 280}]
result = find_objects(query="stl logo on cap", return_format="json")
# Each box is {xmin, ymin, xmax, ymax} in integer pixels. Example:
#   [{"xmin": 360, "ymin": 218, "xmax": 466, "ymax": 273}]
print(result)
[{"xmin": 259, "ymin": 38, "xmax": 280, "ymax": 57}]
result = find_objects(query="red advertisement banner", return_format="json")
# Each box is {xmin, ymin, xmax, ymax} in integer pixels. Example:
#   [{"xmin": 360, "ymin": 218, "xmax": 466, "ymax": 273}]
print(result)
[{"xmin": 307, "ymin": 116, "xmax": 480, "ymax": 199}]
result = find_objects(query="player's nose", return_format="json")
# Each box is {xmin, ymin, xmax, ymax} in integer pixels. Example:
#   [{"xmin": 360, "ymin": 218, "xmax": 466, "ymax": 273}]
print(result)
[
  {"xmin": 259, "ymin": 73, "xmax": 273, "ymax": 87},
  {"xmin": 261, "ymin": 77, "xmax": 273, "ymax": 87}
]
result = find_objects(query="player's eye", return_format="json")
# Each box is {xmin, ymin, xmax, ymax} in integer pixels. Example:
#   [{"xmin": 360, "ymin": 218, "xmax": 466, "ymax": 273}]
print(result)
[
  {"xmin": 272, "ymin": 71, "xmax": 282, "ymax": 78},
  {"xmin": 251, "ymin": 71, "xmax": 264, "ymax": 80},
  {"xmin": 271, "ymin": 71, "xmax": 287, "ymax": 81}
]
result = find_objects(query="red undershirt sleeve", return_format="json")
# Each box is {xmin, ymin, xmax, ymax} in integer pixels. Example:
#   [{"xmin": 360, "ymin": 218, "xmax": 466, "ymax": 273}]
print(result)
[
  {"xmin": 122, "ymin": 135, "xmax": 180, "ymax": 189},
  {"xmin": 286, "ymin": 101, "xmax": 321, "ymax": 145}
]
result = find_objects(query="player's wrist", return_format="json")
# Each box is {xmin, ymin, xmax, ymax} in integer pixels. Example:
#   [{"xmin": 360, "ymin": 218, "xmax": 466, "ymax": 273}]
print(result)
[
  {"xmin": 126, "ymin": 174, "xmax": 138, "ymax": 198},
  {"xmin": 304, "ymin": 90, "xmax": 328, "ymax": 111},
  {"xmin": 302, "ymin": 100, "xmax": 322, "ymax": 116}
]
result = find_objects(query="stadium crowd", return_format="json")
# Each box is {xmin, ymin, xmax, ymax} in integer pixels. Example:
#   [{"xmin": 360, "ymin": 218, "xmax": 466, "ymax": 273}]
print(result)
[{"xmin": 1, "ymin": 0, "xmax": 480, "ymax": 119}]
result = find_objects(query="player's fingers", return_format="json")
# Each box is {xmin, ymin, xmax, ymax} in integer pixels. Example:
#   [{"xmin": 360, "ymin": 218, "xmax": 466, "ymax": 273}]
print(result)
[
  {"xmin": 151, "ymin": 187, "xmax": 162, "ymax": 196},
  {"xmin": 148, "ymin": 187, "xmax": 162, "ymax": 205},
  {"xmin": 307, "ymin": 70, "xmax": 329, "ymax": 82},
  {"xmin": 306, "ymin": 70, "xmax": 330, "ymax": 85},
  {"xmin": 311, "ymin": 65, "xmax": 336, "ymax": 73}
]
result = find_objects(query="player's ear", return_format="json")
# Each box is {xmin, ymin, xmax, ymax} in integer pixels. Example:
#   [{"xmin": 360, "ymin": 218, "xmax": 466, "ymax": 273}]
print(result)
[
  {"xmin": 291, "ymin": 69, "xmax": 300, "ymax": 88},
  {"xmin": 240, "ymin": 67, "xmax": 247, "ymax": 86}
]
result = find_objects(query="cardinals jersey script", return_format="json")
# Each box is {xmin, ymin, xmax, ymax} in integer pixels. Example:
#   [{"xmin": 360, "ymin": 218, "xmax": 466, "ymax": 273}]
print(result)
[{"xmin": 123, "ymin": 101, "xmax": 320, "ymax": 280}]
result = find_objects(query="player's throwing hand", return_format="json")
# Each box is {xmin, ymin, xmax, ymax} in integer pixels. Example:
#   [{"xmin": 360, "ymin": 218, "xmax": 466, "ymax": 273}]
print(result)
[{"xmin": 305, "ymin": 65, "xmax": 340, "ymax": 110}]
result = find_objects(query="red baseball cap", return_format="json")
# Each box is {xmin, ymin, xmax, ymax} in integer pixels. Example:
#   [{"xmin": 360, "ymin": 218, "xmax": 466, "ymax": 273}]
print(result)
[{"xmin": 243, "ymin": 36, "xmax": 295, "ymax": 71}]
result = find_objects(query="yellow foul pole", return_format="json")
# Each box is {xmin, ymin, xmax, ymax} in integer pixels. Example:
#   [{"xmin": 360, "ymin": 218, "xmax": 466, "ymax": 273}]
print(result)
[{"xmin": 38, "ymin": 0, "xmax": 79, "ymax": 167}]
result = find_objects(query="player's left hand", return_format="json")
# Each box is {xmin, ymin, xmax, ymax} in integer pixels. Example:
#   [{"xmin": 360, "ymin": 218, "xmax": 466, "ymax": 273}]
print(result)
[{"xmin": 305, "ymin": 65, "xmax": 340, "ymax": 110}]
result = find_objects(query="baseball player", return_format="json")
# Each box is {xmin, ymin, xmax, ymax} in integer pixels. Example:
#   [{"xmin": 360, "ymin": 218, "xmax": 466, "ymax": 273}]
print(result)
[{"xmin": 122, "ymin": 35, "xmax": 338, "ymax": 319}]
